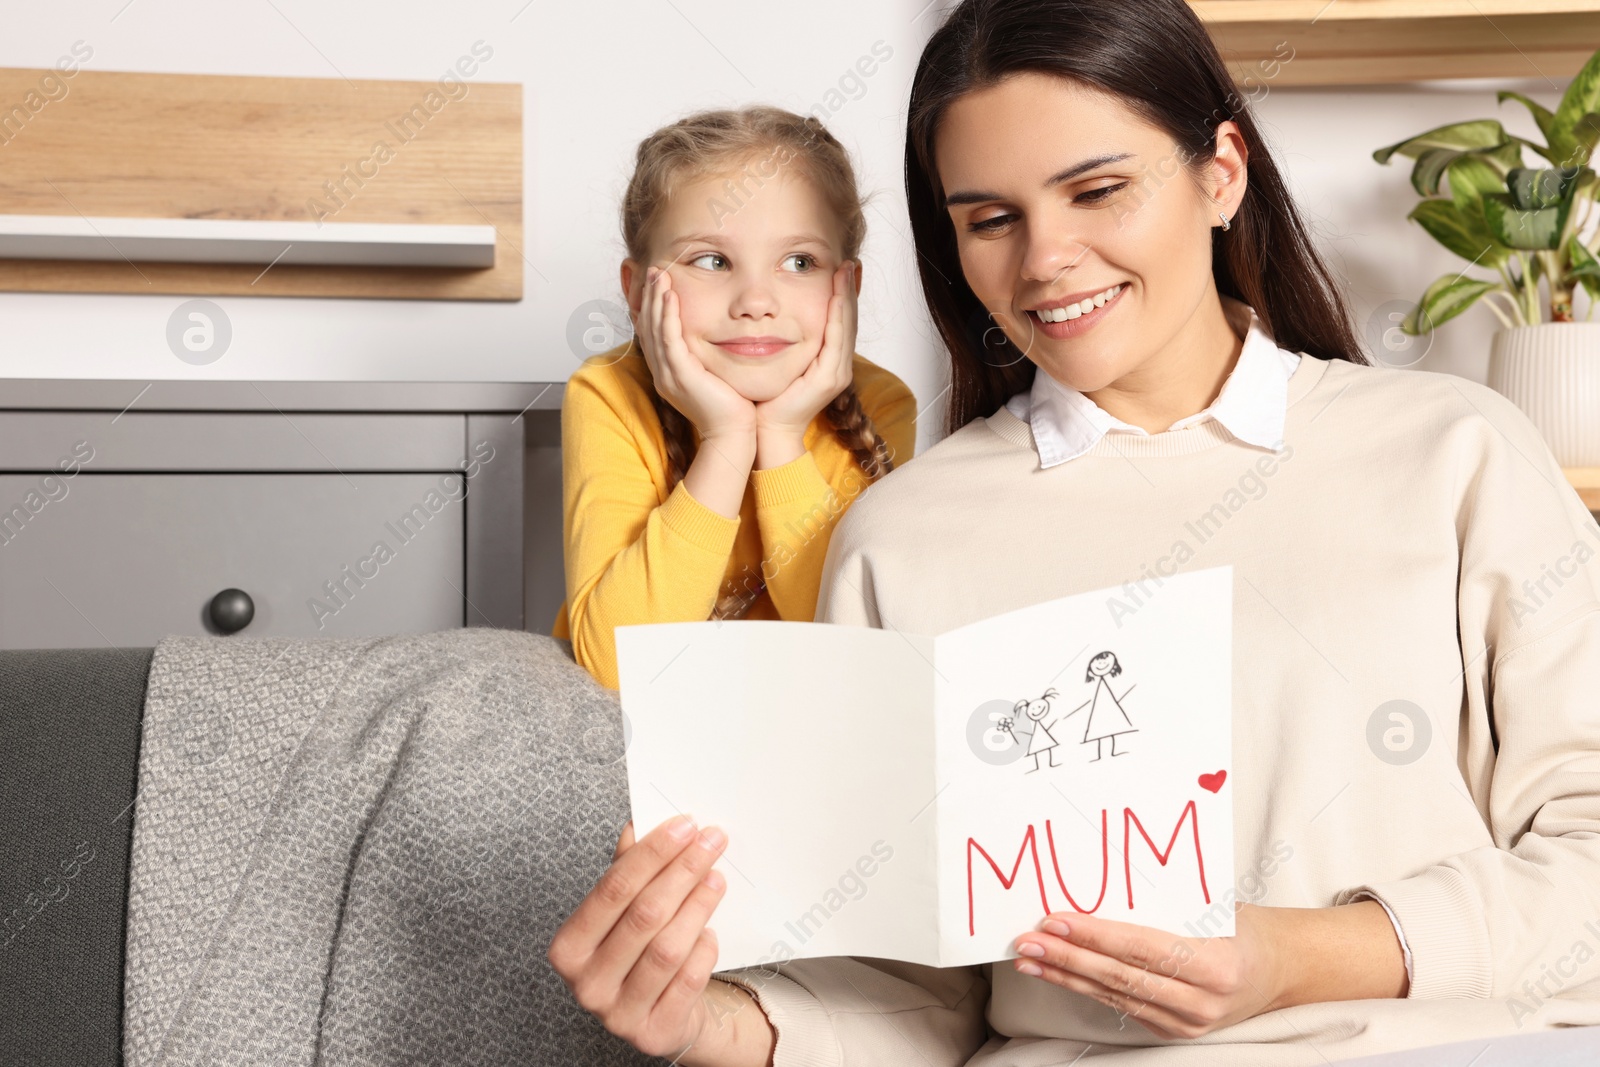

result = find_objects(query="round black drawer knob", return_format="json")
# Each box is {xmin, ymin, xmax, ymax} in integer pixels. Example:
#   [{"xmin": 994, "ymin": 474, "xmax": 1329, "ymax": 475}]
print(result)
[{"xmin": 207, "ymin": 588, "xmax": 255, "ymax": 634}]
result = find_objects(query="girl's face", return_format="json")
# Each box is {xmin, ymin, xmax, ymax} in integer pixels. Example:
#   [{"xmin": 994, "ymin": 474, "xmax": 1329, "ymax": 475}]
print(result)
[
  {"xmin": 933, "ymin": 72, "xmax": 1244, "ymax": 397},
  {"xmin": 1089, "ymin": 653, "xmax": 1114, "ymax": 677},
  {"xmin": 624, "ymin": 162, "xmax": 858, "ymax": 404}
]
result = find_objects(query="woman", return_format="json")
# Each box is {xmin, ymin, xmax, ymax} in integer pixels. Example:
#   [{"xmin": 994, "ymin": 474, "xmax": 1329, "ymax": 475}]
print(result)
[{"xmin": 549, "ymin": 1, "xmax": 1600, "ymax": 1063}]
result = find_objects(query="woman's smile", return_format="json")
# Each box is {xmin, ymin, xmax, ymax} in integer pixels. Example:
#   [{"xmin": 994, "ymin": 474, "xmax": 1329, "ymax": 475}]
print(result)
[{"xmin": 1026, "ymin": 282, "xmax": 1128, "ymax": 339}]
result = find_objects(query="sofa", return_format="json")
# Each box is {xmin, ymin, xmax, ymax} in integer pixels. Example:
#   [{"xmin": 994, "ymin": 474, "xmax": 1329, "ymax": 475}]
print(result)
[
  {"xmin": 4, "ymin": 637, "xmax": 1599, "ymax": 1067},
  {"xmin": 1, "ymin": 637, "xmax": 662, "ymax": 1067}
]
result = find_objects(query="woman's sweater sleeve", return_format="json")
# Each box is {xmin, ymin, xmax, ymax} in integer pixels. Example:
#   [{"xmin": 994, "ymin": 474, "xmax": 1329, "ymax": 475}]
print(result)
[
  {"xmin": 1334, "ymin": 381, "xmax": 1600, "ymax": 1000},
  {"xmin": 713, "ymin": 959, "xmax": 990, "ymax": 1067},
  {"xmin": 560, "ymin": 370, "xmax": 741, "ymax": 690},
  {"xmin": 712, "ymin": 504, "xmax": 992, "ymax": 1067},
  {"xmin": 752, "ymin": 371, "xmax": 919, "ymax": 622}
]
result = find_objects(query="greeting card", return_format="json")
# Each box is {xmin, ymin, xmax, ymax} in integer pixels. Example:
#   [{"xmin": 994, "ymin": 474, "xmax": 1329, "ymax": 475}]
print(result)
[{"xmin": 617, "ymin": 565, "xmax": 1234, "ymax": 970}]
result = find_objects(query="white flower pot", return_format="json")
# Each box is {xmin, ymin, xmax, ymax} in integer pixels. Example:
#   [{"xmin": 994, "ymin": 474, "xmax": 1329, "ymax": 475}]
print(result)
[{"xmin": 1486, "ymin": 323, "xmax": 1600, "ymax": 467}]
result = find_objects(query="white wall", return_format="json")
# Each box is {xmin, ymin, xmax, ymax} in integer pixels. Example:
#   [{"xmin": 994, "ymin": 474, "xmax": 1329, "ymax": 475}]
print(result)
[
  {"xmin": 0, "ymin": 0, "xmax": 934, "ymax": 404},
  {"xmin": 0, "ymin": 3, "xmax": 1581, "ymax": 455}
]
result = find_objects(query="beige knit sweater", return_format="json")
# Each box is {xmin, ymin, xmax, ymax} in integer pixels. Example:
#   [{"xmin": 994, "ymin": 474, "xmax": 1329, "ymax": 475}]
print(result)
[{"xmin": 716, "ymin": 352, "xmax": 1600, "ymax": 1065}]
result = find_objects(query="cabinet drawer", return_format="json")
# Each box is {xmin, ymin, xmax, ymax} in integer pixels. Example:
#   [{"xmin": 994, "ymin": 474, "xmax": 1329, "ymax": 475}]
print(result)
[{"xmin": 0, "ymin": 473, "xmax": 465, "ymax": 649}]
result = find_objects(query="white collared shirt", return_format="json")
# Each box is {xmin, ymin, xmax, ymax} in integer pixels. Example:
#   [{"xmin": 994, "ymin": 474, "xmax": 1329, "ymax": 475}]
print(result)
[{"xmin": 1003, "ymin": 297, "xmax": 1300, "ymax": 466}]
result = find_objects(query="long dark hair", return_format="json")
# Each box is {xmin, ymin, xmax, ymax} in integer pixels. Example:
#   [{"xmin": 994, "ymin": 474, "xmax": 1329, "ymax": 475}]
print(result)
[{"xmin": 906, "ymin": 0, "xmax": 1368, "ymax": 434}]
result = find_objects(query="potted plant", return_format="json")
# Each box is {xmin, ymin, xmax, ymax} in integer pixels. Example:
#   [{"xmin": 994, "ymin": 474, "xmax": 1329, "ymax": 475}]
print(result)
[{"xmin": 1375, "ymin": 48, "xmax": 1600, "ymax": 466}]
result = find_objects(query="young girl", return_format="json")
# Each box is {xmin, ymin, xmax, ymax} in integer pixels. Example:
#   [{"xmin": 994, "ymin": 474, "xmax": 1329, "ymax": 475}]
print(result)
[
  {"xmin": 551, "ymin": 1, "xmax": 1600, "ymax": 1064},
  {"xmin": 551, "ymin": 106, "xmax": 918, "ymax": 690}
]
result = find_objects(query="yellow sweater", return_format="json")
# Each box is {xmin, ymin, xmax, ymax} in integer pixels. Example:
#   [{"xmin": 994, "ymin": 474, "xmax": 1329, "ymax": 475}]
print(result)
[{"xmin": 551, "ymin": 342, "xmax": 917, "ymax": 689}]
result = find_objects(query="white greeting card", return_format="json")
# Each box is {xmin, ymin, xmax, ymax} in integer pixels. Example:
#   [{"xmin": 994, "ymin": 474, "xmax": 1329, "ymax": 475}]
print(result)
[{"xmin": 616, "ymin": 564, "xmax": 1234, "ymax": 971}]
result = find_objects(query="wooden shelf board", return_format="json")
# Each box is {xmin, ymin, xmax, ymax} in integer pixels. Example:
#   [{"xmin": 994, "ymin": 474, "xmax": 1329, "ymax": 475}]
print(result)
[
  {"xmin": 1191, "ymin": 2, "xmax": 1600, "ymax": 86},
  {"xmin": 1193, "ymin": 1, "xmax": 1599, "ymax": 23}
]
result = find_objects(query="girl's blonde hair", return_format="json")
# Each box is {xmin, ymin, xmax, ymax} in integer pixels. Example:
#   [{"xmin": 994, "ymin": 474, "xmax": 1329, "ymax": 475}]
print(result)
[{"xmin": 620, "ymin": 105, "xmax": 898, "ymax": 620}]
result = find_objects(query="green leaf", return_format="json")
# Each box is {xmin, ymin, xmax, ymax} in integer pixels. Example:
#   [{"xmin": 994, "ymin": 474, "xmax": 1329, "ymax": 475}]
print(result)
[
  {"xmin": 1562, "ymin": 167, "xmax": 1600, "ymax": 250},
  {"xmin": 1410, "ymin": 147, "xmax": 1462, "ymax": 196},
  {"xmin": 1445, "ymin": 155, "xmax": 1506, "ymax": 216},
  {"xmin": 1483, "ymin": 193, "xmax": 1565, "ymax": 250},
  {"xmin": 1553, "ymin": 49, "xmax": 1600, "ymax": 164},
  {"xmin": 1475, "ymin": 139, "xmax": 1531, "ymax": 176},
  {"xmin": 1374, "ymin": 120, "xmax": 1513, "ymax": 166},
  {"xmin": 1569, "ymin": 235, "xmax": 1600, "ymax": 300},
  {"xmin": 1505, "ymin": 166, "xmax": 1581, "ymax": 209},
  {"xmin": 1572, "ymin": 112, "xmax": 1600, "ymax": 167},
  {"xmin": 1410, "ymin": 142, "xmax": 1524, "ymax": 197},
  {"xmin": 1498, "ymin": 90, "xmax": 1558, "ymax": 145},
  {"xmin": 1405, "ymin": 274, "xmax": 1498, "ymax": 334},
  {"xmin": 1570, "ymin": 233, "xmax": 1600, "ymax": 274},
  {"xmin": 1408, "ymin": 199, "xmax": 1512, "ymax": 266}
]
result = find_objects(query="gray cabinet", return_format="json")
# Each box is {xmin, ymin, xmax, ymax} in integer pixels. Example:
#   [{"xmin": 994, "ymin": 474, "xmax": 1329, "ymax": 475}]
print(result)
[
  {"xmin": 0, "ymin": 382, "xmax": 561, "ymax": 651},
  {"xmin": 0, "ymin": 473, "xmax": 464, "ymax": 647}
]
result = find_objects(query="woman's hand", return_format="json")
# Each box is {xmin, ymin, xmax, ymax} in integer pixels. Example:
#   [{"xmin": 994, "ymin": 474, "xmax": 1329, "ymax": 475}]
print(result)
[
  {"xmin": 1010, "ymin": 904, "xmax": 1286, "ymax": 1039},
  {"xmin": 752, "ymin": 260, "xmax": 858, "ymax": 469},
  {"xmin": 1008, "ymin": 901, "xmax": 1406, "ymax": 1040},
  {"xmin": 548, "ymin": 816, "xmax": 775, "ymax": 1065},
  {"xmin": 638, "ymin": 265, "xmax": 758, "ymax": 446}
]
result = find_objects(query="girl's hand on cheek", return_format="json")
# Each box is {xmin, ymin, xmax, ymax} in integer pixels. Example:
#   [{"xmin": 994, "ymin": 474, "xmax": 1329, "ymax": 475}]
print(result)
[
  {"xmin": 640, "ymin": 266, "xmax": 757, "ymax": 445},
  {"xmin": 753, "ymin": 260, "xmax": 857, "ymax": 465},
  {"xmin": 1009, "ymin": 904, "xmax": 1292, "ymax": 1040}
]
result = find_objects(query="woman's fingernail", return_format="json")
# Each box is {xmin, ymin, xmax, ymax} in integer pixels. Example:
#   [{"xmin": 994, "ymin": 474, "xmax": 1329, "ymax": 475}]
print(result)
[
  {"xmin": 667, "ymin": 815, "xmax": 695, "ymax": 841},
  {"xmin": 702, "ymin": 869, "xmax": 725, "ymax": 892},
  {"xmin": 1017, "ymin": 961, "xmax": 1044, "ymax": 977},
  {"xmin": 698, "ymin": 825, "xmax": 728, "ymax": 851},
  {"xmin": 1017, "ymin": 942, "xmax": 1046, "ymax": 958},
  {"xmin": 1042, "ymin": 919, "xmax": 1071, "ymax": 938}
]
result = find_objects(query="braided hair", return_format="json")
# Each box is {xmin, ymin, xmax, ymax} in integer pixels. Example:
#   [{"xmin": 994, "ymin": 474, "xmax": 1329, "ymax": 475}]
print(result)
[
  {"xmin": 621, "ymin": 105, "xmax": 900, "ymax": 620},
  {"xmin": 646, "ymin": 367, "xmax": 897, "ymax": 620}
]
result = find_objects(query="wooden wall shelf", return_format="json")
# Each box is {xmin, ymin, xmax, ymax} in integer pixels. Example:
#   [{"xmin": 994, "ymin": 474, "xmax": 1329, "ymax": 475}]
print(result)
[
  {"xmin": 0, "ymin": 67, "xmax": 522, "ymax": 301},
  {"xmin": 1191, "ymin": 0, "xmax": 1600, "ymax": 87}
]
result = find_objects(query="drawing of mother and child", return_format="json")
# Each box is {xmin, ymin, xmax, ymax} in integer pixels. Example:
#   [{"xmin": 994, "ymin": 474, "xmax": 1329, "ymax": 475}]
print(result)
[{"xmin": 1001, "ymin": 650, "xmax": 1139, "ymax": 772}]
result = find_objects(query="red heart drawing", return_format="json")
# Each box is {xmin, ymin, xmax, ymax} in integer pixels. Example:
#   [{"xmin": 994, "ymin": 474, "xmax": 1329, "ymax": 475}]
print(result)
[{"xmin": 1198, "ymin": 770, "xmax": 1227, "ymax": 793}]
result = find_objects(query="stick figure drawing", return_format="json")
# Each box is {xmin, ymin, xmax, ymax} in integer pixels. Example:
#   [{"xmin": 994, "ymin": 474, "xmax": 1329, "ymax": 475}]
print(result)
[
  {"xmin": 1001, "ymin": 687, "xmax": 1082, "ymax": 773},
  {"xmin": 1069, "ymin": 650, "xmax": 1139, "ymax": 760}
]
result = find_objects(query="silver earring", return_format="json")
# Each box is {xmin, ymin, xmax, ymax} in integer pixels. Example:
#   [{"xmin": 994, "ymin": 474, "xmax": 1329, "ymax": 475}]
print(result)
[{"xmin": 1219, "ymin": 211, "xmax": 1231, "ymax": 231}]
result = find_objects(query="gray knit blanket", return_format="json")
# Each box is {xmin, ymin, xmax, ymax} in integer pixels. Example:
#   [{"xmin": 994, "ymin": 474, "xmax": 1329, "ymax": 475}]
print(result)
[{"xmin": 122, "ymin": 627, "xmax": 661, "ymax": 1066}]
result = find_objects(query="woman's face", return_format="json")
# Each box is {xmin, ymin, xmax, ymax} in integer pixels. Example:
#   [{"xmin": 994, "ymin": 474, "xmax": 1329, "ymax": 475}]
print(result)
[
  {"xmin": 934, "ymin": 72, "xmax": 1242, "ymax": 394},
  {"xmin": 624, "ymin": 163, "xmax": 856, "ymax": 404}
]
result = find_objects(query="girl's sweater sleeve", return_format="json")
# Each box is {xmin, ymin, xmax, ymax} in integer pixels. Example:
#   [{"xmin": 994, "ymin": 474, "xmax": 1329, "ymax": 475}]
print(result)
[
  {"xmin": 560, "ymin": 369, "xmax": 741, "ymax": 690},
  {"xmin": 752, "ymin": 367, "xmax": 919, "ymax": 623},
  {"xmin": 1334, "ymin": 380, "xmax": 1600, "ymax": 1000},
  {"xmin": 712, "ymin": 504, "xmax": 992, "ymax": 1067}
]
